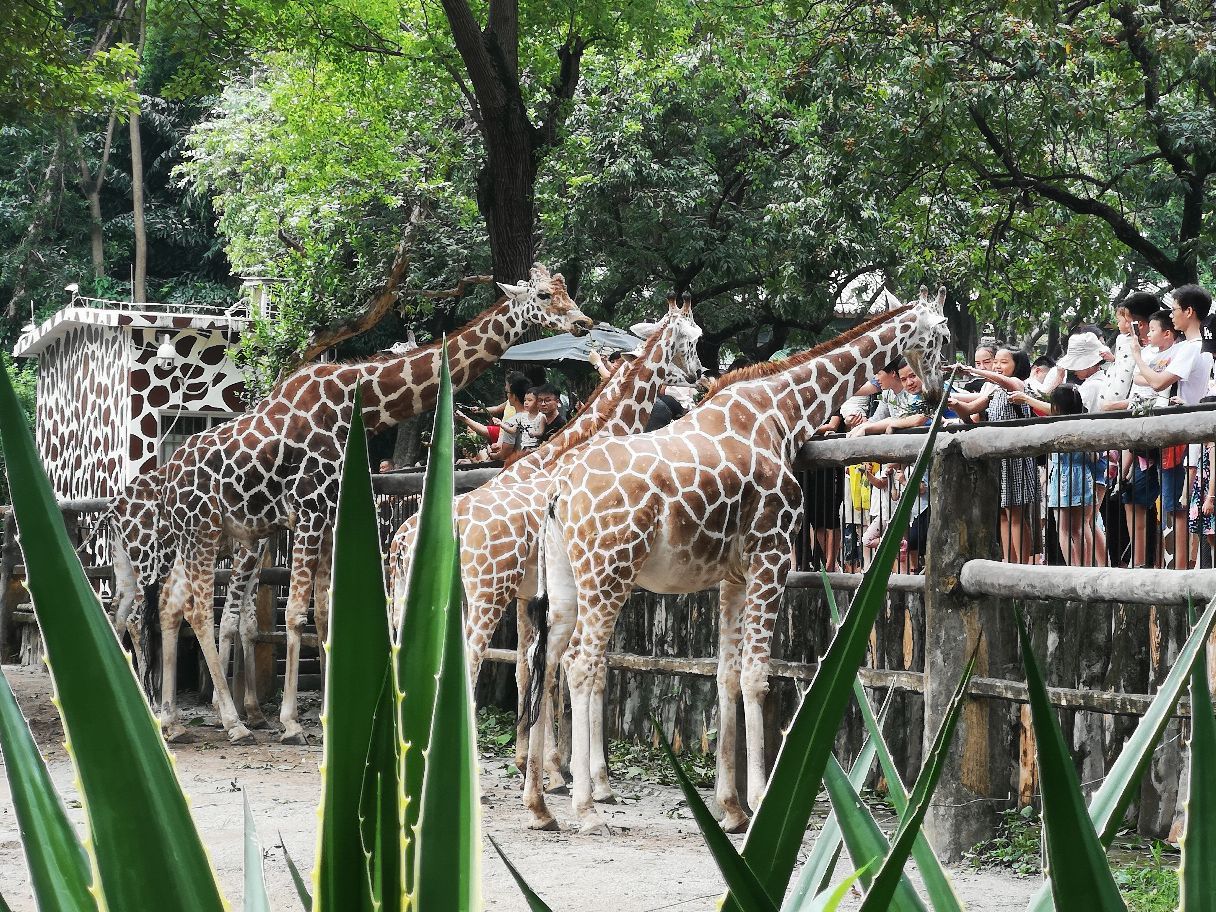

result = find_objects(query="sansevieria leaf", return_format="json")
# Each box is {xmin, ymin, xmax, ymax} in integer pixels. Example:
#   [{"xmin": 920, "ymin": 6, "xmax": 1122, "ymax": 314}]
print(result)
[
  {"xmin": 0, "ymin": 667, "xmax": 98, "ymax": 912},
  {"xmin": 279, "ymin": 833, "xmax": 313, "ymax": 911},
  {"xmin": 0, "ymin": 351, "xmax": 225, "ymax": 909},
  {"xmin": 313, "ymin": 384, "xmax": 390, "ymax": 912},
  {"xmin": 395, "ymin": 344, "xmax": 462, "ymax": 897},
  {"xmin": 1015, "ymin": 607, "xmax": 1126, "ymax": 911},
  {"xmin": 820, "ymin": 572, "xmax": 963, "ymax": 912},
  {"xmin": 723, "ymin": 390, "xmax": 951, "ymax": 911},
  {"xmin": 782, "ymin": 693, "xmax": 894, "ymax": 911},
  {"xmin": 857, "ymin": 648, "xmax": 976, "ymax": 912},
  {"xmin": 821, "ymin": 755, "xmax": 927, "ymax": 912},
  {"xmin": 1027, "ymin": 595, "xmax": 1216, "ymax": 911},
  {"xmin": 488, "ymin": 836, "xmax": 555, "ymax": 912},
  {"xmin": 1180, "ymin": 599, "xmax": 1216, "ymax": 912},
  {"xmin": 654, "ymin": 718, "xmax": 777, "ymax": 912},
  {"xmin": 242, "ymin": 791, "xmax": 272, "ymax": 912},
  {"xmin": 797, "ymin": 866, "xmax": 869, "ymax": 912}
]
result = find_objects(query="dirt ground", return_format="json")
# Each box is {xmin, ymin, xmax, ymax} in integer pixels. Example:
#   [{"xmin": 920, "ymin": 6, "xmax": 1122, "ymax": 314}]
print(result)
[{"xmin": 0, "ymin": 666, "xmax": 1040, "ymax": 911}]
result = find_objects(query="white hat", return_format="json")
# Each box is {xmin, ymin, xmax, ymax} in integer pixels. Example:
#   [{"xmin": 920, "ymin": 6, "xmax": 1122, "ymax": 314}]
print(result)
[{"xmin": 1056, "ymin": 333, "xmax": 1107, "ymax": 371}]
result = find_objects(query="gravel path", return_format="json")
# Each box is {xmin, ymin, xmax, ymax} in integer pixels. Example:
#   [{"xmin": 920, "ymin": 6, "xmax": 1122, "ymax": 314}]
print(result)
[{"xmin": 0, "ymin": 666, "xmax": 1040, "ymax": 911}]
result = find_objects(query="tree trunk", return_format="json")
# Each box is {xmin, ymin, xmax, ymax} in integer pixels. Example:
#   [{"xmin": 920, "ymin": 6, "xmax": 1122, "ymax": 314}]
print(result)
[
  {"xmin": 87, "ymin": 190, "xmax": 105, "ymax": 278},
  {"xmin": 128, "ymin": 0, "xmax": 148, "ymax": 302},
  {"xmin": 476, "ymin": 115, "xmax": 537, "ymax": 286}
]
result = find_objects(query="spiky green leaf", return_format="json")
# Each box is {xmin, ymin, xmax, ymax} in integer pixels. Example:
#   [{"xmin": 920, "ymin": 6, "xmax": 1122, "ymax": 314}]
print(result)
[
  {"xmin": 1180, "ymin": 599, "xmax": 1216, "ymax": 912},
  {"xmin": 314, "ymin": 383, "xmax": 390, "ymax": 912},
  {"xmin": 782, "ymin": 692, "xmax": 894, "ymax": 912},
  {"xmin": 0, "ymin": 668, "xmax": 98, "ymax": 912},
  {"xmin": 822, "ymin": 755, "xmax": 927, "ymax": 911},
  {"xmin": 723, "ymin": 391, "xmax": 951, "ymax": 911},
  {"xmin": 857, "ymin": 649, "xmax": 976, "ymax": 912},
  {"xmin": 0, "ymin": 352, "xmax": 224, "ymax": 910},
  {"xmin": 1015, "ymin": 608, "xmax": 1125, "ymax": 911},
  {"xmin": 359, "ymin": 673, "xmax": 400, "ymax": 908},
  {"xmin": 795, "ymin": 865, "xmax": 872, "ymax": 912},
  {"xmin": 279, "ymin": 833, "xmax": 313, "ymax": 911},
  {"xmin": 242, "ymin": 791, "xmax": 272, "ymax": 912},
  {"xmin": 488, "ymin": 836, "xmax": 556, "ymax": 912},
  {"xmin": 1027, "ymin": 595, "xmax": 1216, "ymax": 911},
  {"xmin": 654, "ymin": 717, "xmax": 777, "ymax": 912},
  {"xmin": 820, "ymin": 571, "xmax": 964, "ymax": 912},
  {"xmin": 395, "ymin": 344, "xmax": 462, "ymax": 897}
]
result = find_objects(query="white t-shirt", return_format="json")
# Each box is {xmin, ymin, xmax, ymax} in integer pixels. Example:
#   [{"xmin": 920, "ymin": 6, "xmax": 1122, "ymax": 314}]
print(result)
[
  {"xmin": 1159, "ymin": 338, "xmax": 1213, "ymax": 405},
  {"xmin": 1079, "ymin": 371, "xmax": 1108, "ymax": 413}
]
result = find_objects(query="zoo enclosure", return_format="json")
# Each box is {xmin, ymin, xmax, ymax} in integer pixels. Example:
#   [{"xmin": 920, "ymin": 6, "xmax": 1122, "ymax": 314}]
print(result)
[{"xmin": 2, "ymin": 411, "xmax": 1216, "ymax": 858}]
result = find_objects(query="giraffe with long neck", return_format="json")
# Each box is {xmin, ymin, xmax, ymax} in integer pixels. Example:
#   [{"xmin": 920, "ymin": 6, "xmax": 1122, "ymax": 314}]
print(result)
[
  {"xmin": 523, "ymin": 295, "xmax": 950, "ymax": 833},
  {"xmin": 148, "ymin": 265, "xmax": 592, "ymax": 744},
  {"xmin": 387, "ymin": 293, "xmax": 703, "ymax": 777}
]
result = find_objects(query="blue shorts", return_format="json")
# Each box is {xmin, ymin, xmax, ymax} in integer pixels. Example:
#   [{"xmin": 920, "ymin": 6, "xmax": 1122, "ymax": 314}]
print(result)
[
  {"xmin": 1089, "ymin": 455, "xmax": 1109, "ymax": 487},
  {"xmin": 1124, "ymin": 463, "xmax": 1160, "ymax": 507},
  {"xmin": 1161, "ymin": 463, "xmax": 1188, "ymax": 517}
]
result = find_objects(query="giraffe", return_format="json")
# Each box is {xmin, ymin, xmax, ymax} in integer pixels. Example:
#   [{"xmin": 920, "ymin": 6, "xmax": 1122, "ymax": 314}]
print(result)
[
  {"xmin": 523, "ymin": 292, "xmax": 950, "ymax": 833},
  {"xmin": 387, "ymin": 292, "xmax": 703, "ymax": 780},
  {"xmin": 144, "ymin": 265, "xmax": 591, "ymax": 744}
]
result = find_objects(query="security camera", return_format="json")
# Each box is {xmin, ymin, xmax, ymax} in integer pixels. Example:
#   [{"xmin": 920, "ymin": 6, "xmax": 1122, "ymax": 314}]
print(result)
[{"xmin": 155, "ymin": 333, "xmax": 177, "ymax": 370}]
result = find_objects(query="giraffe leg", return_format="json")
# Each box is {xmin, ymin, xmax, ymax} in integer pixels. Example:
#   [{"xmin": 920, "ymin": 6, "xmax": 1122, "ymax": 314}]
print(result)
[
  {"xmin": 512, "ymin": 596, "xmax": 533, "ymax": 774},
  {"xmin": 566, "ymin": 636, "xmax": 611, "ymax": 834},
  {"xmin": 740, "ymin": 551, "xmax": 788, "ymax": 811},
  {"xmin": 589, "ymin": 663, "xmax": 615, "ymax": 803},
  {"xmin": 280, "ymin": 534, "xmax": 321, "ymax": 744},
  {"xmin": 158, "ymin": 560, "xmax": 189, "ymax": 742},
  {"xmin": 313, "ymin": 538, "xmax": 333, "ymax": 683},
  {"xmin": 236, "ymin": 542, "xmax": 270, "ymax": 728},
  {"xmin": 184, "ymin": 555, "xmax": 253, "ymax": 744},
  {"xmin": 715, "ymin": 578, "xmax": 749, "ymax": 832},
  {"xmin": 214, "ymin": 549, "xmax": 251, "ymax": 716}
]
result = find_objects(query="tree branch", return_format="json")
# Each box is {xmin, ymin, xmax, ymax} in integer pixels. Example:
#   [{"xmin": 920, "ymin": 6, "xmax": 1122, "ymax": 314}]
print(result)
[{"xmin": 438, "ymin": 0, "xmax": 504, "ymax": 108}]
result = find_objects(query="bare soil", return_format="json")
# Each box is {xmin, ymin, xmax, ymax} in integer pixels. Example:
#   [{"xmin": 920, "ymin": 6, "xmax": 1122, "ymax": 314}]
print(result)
[{"xmin": 0, "ymin": 666, "xmax": 1039, "ymax": 911}]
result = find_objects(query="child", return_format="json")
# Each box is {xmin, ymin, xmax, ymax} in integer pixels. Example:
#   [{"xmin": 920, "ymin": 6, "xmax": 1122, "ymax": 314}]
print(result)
[
  {"xmin": 861, "ymin": 463, "xmax": 899, "ymax": 568},
  {"xmin": 1046, "ymin": 384, "xmax": 1107, "ymax": 566}
]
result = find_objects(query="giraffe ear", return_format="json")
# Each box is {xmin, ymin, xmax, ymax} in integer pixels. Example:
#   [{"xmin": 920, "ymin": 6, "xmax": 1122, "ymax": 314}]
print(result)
[
  {"xmin": 934, "ymin": 286, "xmax": 947, "ymax": 313},
  {"xmin": 631, "ymin": 321, "xmax": 659, "ymax": 340},
  {"xmin": 498, "ymin": 281, "xmax": 527, "ymax": 299}
]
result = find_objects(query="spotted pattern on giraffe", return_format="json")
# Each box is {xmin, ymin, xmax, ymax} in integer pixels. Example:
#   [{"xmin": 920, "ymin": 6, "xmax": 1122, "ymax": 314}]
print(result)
[
  {"xmin": 113, "ymin": 265, "xmax": 593, "ymax": 746},
  {"xmin": 523, "ymin": 292, "xmax": 951, "ymax": 834}
]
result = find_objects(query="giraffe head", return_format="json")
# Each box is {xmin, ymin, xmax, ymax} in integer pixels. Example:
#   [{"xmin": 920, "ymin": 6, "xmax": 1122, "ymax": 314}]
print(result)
[
  {"xmin": 498, "ymin": 263, "xmax": 594, "ymax": 337},
  {"xmin": 902, "ymin": 285, "xmax": 951, "ymax": 403},
  {"xmin": 631, "ymin": 292, "xmax": 705, "ymax": 384}
]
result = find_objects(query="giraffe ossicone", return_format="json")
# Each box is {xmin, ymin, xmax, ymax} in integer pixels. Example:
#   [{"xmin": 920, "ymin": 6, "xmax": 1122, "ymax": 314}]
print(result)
[{"xmin": 522, "ymin": 293, "xmax": 950, "ymax": 834}]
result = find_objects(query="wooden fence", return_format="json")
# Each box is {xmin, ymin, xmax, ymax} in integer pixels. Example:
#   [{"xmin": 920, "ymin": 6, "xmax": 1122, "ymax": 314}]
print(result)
[{"xmin": 3, "ymin": 406, "xmax": 1216, "ymax": 859}]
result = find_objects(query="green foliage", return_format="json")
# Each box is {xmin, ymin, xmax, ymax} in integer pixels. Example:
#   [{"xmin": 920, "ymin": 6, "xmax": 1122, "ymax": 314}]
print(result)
[
  {"xmin": 1115, "ymin": 858, "xmax": 1180, "ymax": 912},
  {"xmin": 966, "ymin": 807, "xmax": 1043, "ymax": 877}
]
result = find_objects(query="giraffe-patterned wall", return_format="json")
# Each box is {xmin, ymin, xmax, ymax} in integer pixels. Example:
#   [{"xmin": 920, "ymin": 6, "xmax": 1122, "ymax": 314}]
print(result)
[
  {"xmin": 34, "ymin": 324, "xmax": 130, "ymax": 500},
  {"xmin": 125, "ymin": 327, "xmax": 247, "ymax": 480},
  {"xmin": 18, "ymin": 307, "xmax": 250, "ymax": 499}
]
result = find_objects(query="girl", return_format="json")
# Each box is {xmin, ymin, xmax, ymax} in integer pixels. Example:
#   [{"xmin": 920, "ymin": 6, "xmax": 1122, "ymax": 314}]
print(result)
[
  {"xmin": 950, "ymin": 347, "xmax": 1041, "ymax": 563},
  {"xmin": 1046, "ymin": 385, "xmax": 1107, "ymax": 566}
]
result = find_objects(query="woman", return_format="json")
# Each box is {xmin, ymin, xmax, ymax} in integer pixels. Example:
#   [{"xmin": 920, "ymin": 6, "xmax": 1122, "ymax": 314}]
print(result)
[
  {"xmin": 950, "ymin": 347, "xmax": 1041, "ymax": 563},
  {"xmin": 1045, "ymin": 384, "xmax": 1107, "ymax": 566}
]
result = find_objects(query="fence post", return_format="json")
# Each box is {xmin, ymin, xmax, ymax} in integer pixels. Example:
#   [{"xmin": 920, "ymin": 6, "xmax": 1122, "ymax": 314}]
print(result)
[
  {"xmin": 922, "ymin": 438, "xmax": 1018, "ymax": 861},
  {"xmin": 0, "ymin": 514, "xmax": 18, "ymax": 664}
]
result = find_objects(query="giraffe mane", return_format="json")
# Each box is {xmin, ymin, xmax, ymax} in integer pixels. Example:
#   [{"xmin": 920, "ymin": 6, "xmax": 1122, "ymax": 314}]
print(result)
[
  {"xmin": 500, "ymin": 317, "xmax": 669, "ymax": 469},
  {"xmin": 695, "ymin": 304, "xmax": 915, "ymax": 403}
]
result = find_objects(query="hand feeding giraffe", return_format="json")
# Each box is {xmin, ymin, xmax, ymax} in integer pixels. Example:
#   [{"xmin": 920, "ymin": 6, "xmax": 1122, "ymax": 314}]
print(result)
[
  {"xmin": 524, "ymin": 289, "xmax": 950, "ymax": 833},
  {"xmin": 145, "ymin": 265, "xmax": 591, "ymax": 744},
  {"xmin": 387, "ymin": 291, "xmax": 703, "ymax": 781}
]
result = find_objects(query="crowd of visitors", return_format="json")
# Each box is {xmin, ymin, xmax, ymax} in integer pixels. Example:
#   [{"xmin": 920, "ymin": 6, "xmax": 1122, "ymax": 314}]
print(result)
[{"xmin": 803, "ymin": 284, "xmax": 1216, "ymax": 574}]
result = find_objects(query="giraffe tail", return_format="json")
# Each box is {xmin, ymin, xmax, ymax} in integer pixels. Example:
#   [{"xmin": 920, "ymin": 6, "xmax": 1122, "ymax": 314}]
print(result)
[{"xmin": 521, "ymin": 500, "xmax": 556, "ymax": 728}]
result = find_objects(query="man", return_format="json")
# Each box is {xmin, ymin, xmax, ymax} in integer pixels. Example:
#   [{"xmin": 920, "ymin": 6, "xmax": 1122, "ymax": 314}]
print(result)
[
  {"xmin": 1129, "ymin": 284, "xmax": 1214, "ymax": 568},
  {"xmin": 533, "ymin": 383, "xmax": 566, "ymax": 443}
]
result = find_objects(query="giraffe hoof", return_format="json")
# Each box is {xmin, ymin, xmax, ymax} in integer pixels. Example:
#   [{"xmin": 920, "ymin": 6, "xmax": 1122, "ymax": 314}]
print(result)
[
  {"xmin": 722, "ymin": 813, "xmax": 750, "ymax": 834},
  {"xmin": 163, "ymin": 724, "xmax": 192, "ymax": 744},
  {"xmin": 279, "ymin": 729, "xmax": 308, "ymax": 746},
  {"xmin": 577, "ymin": 819, "xmax": 611, "ymax": 837},
  {"xmin": 228, "ymin": 726, "xmax": 256, "ymax": 745},
  {"xmin": 244, "ymin": 714, "xmax": 272, "ymax": 731},
  {"xmin": 592, "ymin": 788, "xmax": 617, "ymax": 804},
  {"xmin": 544, "ymin": 782, "xmax": 570, "ymax": 796},
  {"xmin": 528, "ymin": 815, "xmax": 560, "ymax": 832}
]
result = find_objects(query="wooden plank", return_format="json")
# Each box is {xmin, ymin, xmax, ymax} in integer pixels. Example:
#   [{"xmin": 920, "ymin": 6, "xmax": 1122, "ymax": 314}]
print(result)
[
  {"xmin": 794, "ymin": 404, "xmax": 1216, "ymax": 468},
  {"xmin": 372, "ymin": 467, "xmax": 500, "ymax": 495},
  {"xmin": 959, "ymin": 561, "xmax": 1216, "ymax": 606},
  {"xmin": 787, "ymin": 570, "xmax": 925, "ymax": 593}
]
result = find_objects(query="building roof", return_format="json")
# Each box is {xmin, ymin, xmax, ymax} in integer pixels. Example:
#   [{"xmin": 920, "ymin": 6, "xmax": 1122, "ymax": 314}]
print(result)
[{"xmin": 13, "ymin": 302, "xmax": 251, "ymax": 359}]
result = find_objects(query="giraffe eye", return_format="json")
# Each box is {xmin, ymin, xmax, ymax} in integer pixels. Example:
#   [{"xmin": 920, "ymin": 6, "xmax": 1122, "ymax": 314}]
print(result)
[{"xmin": 538, "ymin": 292, "xmax": 551, "ymax": 301}]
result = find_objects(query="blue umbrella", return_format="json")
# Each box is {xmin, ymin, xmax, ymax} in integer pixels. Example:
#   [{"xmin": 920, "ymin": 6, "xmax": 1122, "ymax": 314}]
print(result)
[{"xmin": 501, "ymin": 322, "xmax": 645, "ymax": 362}]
